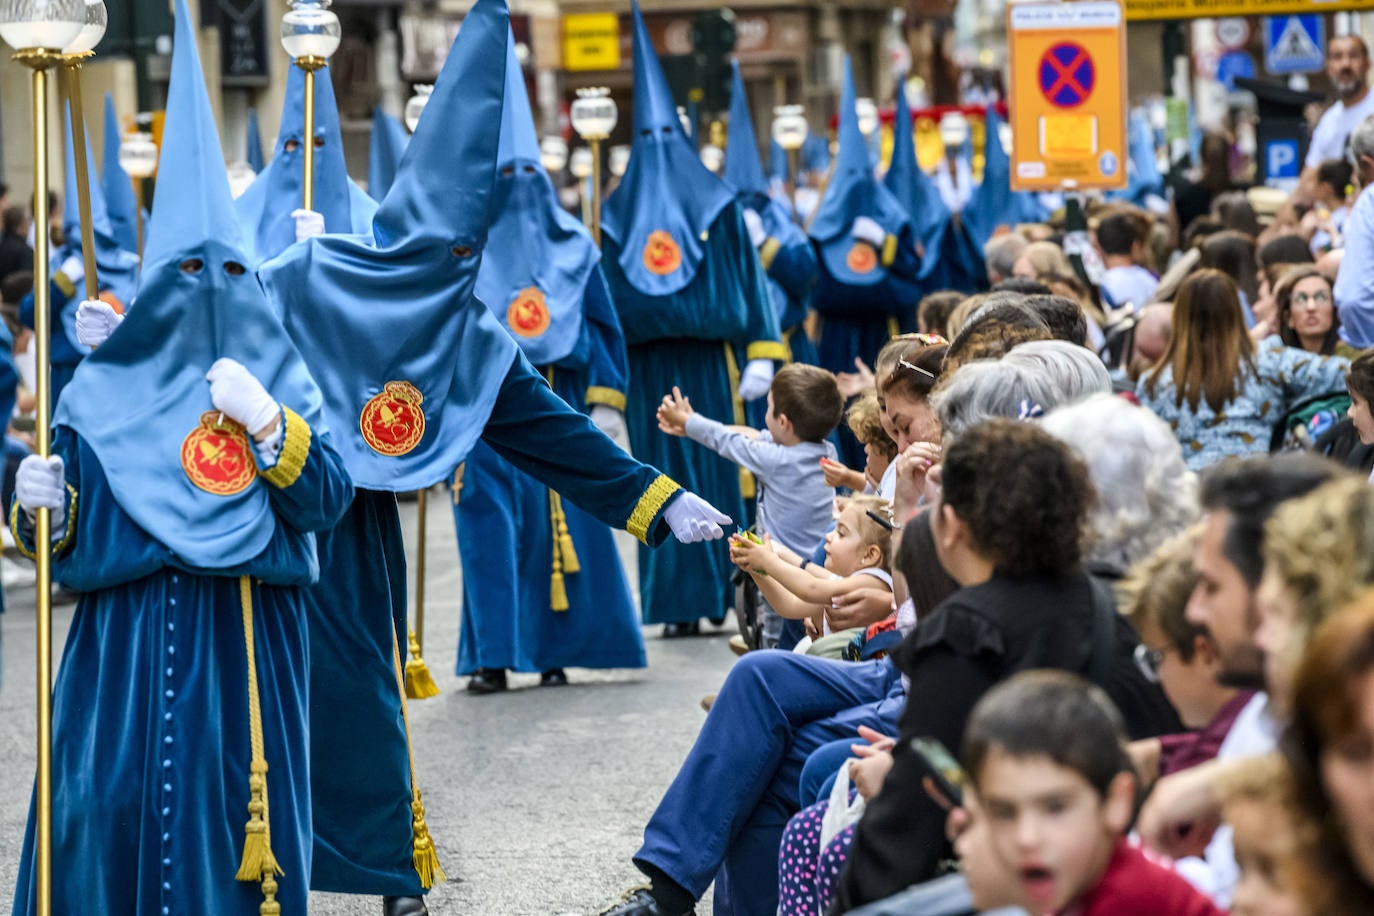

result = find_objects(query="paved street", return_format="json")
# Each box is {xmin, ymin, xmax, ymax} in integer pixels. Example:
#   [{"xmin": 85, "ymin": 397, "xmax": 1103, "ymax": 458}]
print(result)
[{"xmin": 0, "ymin": 491, "xmax": 736, "ymax": 914}]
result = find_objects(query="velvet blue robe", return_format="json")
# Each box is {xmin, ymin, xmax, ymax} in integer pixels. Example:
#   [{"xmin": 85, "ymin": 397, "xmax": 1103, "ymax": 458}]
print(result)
[
  {"xmin": 603, "ymin": 206, "xmax": 782, "ymax": 625},
  {"xmin": 11, "ymin": 423, "xmax": 353, "ymax": 916},
  {"xmin": 455, "ymin": 274, "xmax": 644, "ymax": 674}
]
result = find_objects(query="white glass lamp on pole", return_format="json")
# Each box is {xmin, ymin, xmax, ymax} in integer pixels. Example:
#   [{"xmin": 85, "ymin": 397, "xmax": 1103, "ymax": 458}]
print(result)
[
  {"xmin": 539, "ymin": 136, "xmax": 568, "ymax": 174},
  {"xmin": 570, "ymin": 145, "xmax": 593, "ymax": 230},
  {"xmin": 59, "ymin": 0, "xmax": 106, "ymax": 302},
  {"xmin": 609, "ymin": 144, "xmax": 630, "ymax": 179},
  {"xmin": 403, "ymin": 83, "xmax": 432, "ymax": 133},
  {"xmin": 771, "ymin": 103, "xmax": 808, "ymax": 199},
  {"xmin": 570, "ymin": 86, "xmax": 616, "ymax": 246},
  {"xmin": 117, "ymin": 129, "xmax": 157, "ymax": 259},
  {"xmin": 280, "ymin": 0, "xmax": 340, "ymax": 210},
  {"xmin": 1, "ymin": 2, "xmax": 88, "ymax": 907}
]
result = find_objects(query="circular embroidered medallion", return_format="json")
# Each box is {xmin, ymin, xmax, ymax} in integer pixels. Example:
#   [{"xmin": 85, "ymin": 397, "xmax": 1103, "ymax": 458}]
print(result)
[
  {"xmin": 181, "ymin": 411, "xmax": 256, "ymax": 496},
  {"xmin": 360, "ymin": 380, "xmax": 426, "ymax": 456},
  {"xmin": 642, "ymin": 230, "xmax": 682, "ymax": 276},
  {"xmin": 846, "ymin": 241, "xmax": 878, "ymax": 274},
  {"xmin": 506, "ymin": 286, "xmax": 550, "ymax": 338}
]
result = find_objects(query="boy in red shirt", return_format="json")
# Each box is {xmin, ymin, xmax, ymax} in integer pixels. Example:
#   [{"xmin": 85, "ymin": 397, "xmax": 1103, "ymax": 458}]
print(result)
[{"xmin": 956, "ymin": 671, "xmax": 1226, "ymax": 916}]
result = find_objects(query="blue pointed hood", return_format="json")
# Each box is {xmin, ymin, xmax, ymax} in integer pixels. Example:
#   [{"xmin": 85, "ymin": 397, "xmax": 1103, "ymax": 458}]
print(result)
[
  {"xmin": 259, "ymin": 0, "xmax": 519, "ymax": 491},
  {"xmin": 882, "ymin": 78, "xmax": 945, "ymax": 245},
  {"xmin": 234, "ymin": 64, "xmax": 376, "ymax": 265},
  {"xmin": 367, "ymin": 107, "xmax": 408, "ymax": 201},
  {"xmin": 100, "ymin": 94, "xmax": 140, "ymax": 253},
  {"xmin": 601, "ymin": 1, "xmax": 734, "ymax": 297},
  {"xmin": 56, "ymin": 104, "xmax": 140, "ymax": 312},
  {"xmin": 724, "ymin": 61, "xmax": 768, "ymax": 197},
  {"xmin": 56, "ymin": 0, "xmax": 327, "ymax": 573},
  {"xmin": 477, "ymin": 26, "xmax": 599, "ymax": 365},
  {"xmin": 808, "ymin": 56, "xmax": 912, "ymax": 287},
  {"xmin": 966, "ymin": 107, "xmax": 1015, "ymax": 245},
  {"xmin": 245, "ymin": 107, "xmax": 264, "ymax": 172}
]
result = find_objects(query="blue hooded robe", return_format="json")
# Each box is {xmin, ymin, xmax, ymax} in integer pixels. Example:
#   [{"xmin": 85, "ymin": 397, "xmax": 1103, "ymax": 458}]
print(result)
[
  {"xmin": 601, "ymin": 2, "xmax": 783, "ymax": 625},
  {"xmin": 725, "ymin": 60, "xmax": 819, "ymax": 382},
  {"xmin": 882, "ymin": 80, "xmax": 988, "ymax": 295},
  {"xmin": 234, "ymin": 63, "xmax": 377, "ymax": 267},
  {"xmin": 807, "ymin": 57, "xmax": 921, "ymax": 467},
  {"xmin": 101, "ymin": 93, "xmax": 141, "ymax": 254},
  {"xmin": 10, "ymin": 3, "xmax": 354, "ymax": 912},
  {"xmin": 21, "ymin": 113, "xmax": 141, "ymax": 406},
  {"xmin": 245, "ymin": 107, "xmax": 265, "ymax": 174},
  {"xmin": 257, "ymin": 0, "xmax": 686, "ymax": 896},
  {"xmin": 454, "ymin": 31, "xmax": 645, "ymax": 676},
  {"xmin": 369, "ymin": 107, "xmax": 409, "ymax": 201}
]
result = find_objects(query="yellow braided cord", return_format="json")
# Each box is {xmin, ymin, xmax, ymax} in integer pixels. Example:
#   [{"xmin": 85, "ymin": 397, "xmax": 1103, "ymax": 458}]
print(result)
[
  {"xmin": 259, "ymin": 407, "xmax": 312, "ymax": 489},
  {"xmin": 451, "ymin": 464, "xmax": 464, "ymax": 505},
  {"xmin": 404, "ymin": 630, "xmax": 440, "ymax": 700},
  {"xmin": 626, "ymin": 475, "xmax": 682, "ymax": 544},
  {"xmin": 390, "ymin": 623, "xmax": 446, "ymax": 888},
  {"xmin": 550, "ymin": 490, "xmax": 580, "ymax": 575},
  {"xmin": 723, "ymin": 344, "xmax": 756, "ymax": 500},
  {"xmin": 235, "ymin": 576, "xmax": 284, "ymax": 913}
]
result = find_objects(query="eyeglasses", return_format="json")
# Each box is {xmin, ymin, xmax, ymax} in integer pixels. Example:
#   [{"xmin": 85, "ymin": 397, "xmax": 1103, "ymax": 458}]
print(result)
[
  {"xmin": 1293, "ymin": 290, "xmax": 1332, "ymax": 307},
  {"xmin": 1133, "ymin": 643, "xmax": 1168, "ymax": 684}
]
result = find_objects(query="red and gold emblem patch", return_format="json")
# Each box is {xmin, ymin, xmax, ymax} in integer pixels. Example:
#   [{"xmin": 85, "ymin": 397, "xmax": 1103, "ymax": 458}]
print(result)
[
  {"xmin": 506, "ymin": 286, "xmax": 550, "ymax": 338},
  {"xmin": 642, "ymin": 230, "xmax": 682, "ymax": 276},
  {"xmin": 846, "ymin": 241, "xmax": 878, "ymax": 275},
  {"xmin": 181, "ymin": 411, "xmax": 256, "ymax": 496},
  {"xmin": 360, "ymin": 380, "xmax": 426, "ymax": 456},
  {"xmin": 97, "ymin": 290, "xmax": 125, "ymax": 316}
]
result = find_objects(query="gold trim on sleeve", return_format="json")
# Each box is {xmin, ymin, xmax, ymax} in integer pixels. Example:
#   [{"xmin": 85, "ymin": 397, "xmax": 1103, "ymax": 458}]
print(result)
[
  {"xmin": 259, "ymin": 407, "xmax": 312, "ymax": 489},
  {"xmin": 627, "ymin": 474, "xmax": 681, "ymax": 544}
]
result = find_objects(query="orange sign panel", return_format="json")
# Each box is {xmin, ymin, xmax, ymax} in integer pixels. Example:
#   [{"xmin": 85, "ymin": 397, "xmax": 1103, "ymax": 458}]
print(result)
[{"xmin": 1008, "ymin": 1, "xmax": 1127, "ymax": 191}]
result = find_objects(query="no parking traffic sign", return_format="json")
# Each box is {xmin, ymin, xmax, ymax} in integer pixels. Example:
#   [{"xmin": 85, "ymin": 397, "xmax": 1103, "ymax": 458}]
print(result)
[{"xmin": 1008, "ymin": 0, "xmax": 1127, "ymax": 191}]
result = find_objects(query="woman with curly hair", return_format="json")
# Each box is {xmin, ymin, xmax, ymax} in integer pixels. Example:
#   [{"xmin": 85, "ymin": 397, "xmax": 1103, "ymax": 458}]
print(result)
[{"xmin": 834, "ymin": 419, "xmax": 1181, "ymax": 910}]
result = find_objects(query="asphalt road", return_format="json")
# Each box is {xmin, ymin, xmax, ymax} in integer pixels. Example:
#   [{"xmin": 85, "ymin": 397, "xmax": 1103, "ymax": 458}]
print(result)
[{"xmin": 0, "ymin": 492, "xmax": 737, "ymax": 915}]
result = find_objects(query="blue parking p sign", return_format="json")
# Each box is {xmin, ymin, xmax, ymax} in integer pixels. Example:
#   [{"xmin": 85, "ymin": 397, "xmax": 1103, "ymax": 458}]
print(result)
[{"xmin": 1266, "ymin": 139, "xmax": 1301, "ymax": 180}]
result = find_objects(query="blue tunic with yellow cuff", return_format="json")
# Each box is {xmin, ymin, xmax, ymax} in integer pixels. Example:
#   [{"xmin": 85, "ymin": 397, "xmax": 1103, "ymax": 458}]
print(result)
[{"xmin": 454, "ymin": 34, "xmax": 644, "ymax": 676}]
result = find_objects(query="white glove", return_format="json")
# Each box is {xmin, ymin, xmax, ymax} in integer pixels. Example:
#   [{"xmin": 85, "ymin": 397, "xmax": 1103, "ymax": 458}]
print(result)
[
  {"xmin": 738, "ymin": 358, "xmax": 774, "ymax": 402},
  {"xmin": 75, "ymin": 299, "xmax": 123, "ymax": 348},
  {"xmin": 58, "ymin": 254, "xmax": 84, "ymax": 287},
  {"xmin": 206, "ymin": 357, "xmax": 280, "ymax": 436},
  {"xmin": 742, "ymin": 208, "xmax": 767, "ymax": 248},
  {"xmin": 16, "ymin": 454, "xmax": 66, "ymax": 530},
  {"xmin": 589, "ymin": 404, "xmax": 626, "ymax": 441},
  {"xmin": 292, "ymin": 208, "xmax": 325, "ymax": 243},
  {"xmin": 664, "ymin": 491, "xmax": 731, "ymax": 544},
  {"xmin": 850, "ymin": 216, "xmax": 885, "ymax": 248}
]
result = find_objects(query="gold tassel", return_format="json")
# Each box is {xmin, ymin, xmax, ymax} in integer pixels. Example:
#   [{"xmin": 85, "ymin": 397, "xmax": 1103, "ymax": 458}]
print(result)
[
  {"xmin": 390, "ymin": 625, "xmax": 447, "ymax": 889},
  {"xmin": 404, "ymin": 630, "xmax": 440, "ymax": 700},
  {"xmin": 549, "ymin": 489, "xmax": 571, "ymax": 611},
  {"xmin": 410, "ymin": 794, "xmax": 447, "ymax": 889},
  {"xmin": 235, "ymin": 576, "xmax": 285, "ymax": 914},
  {"xmin": 550, "ymin": 490, "xmax": 580, "ymax": 575},
  {"xmin": 550, "ymin": 569, "xmax": 569, "ymax": 611}
]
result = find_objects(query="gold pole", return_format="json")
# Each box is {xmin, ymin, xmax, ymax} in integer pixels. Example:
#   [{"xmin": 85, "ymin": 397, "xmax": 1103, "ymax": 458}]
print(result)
[
  {"xmin": 131, "ymin": 176, "xmax": 144, "ymax": 261},
  {"xmin": 15, "ymin": 45, "xmax": 63, "ymax": 916},
  {"xmin": 295, "ymin": 56, "xmax": 325, "ymax": 211},
  {"xmin": 59, "ymin": 56, "xmax": 99, "ymax": 301},
  {"xmin": 589, "ymin": 137, "xmax": 602, "ymax": 247},
  {"xmin": 413, "ymin": 488, "xmax": 426, "ymax": 654}
]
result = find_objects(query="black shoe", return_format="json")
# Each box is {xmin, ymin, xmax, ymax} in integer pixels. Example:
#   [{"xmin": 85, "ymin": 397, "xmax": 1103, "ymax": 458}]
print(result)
[
  {"xmin": 598, "ymin": 887, "xmax": 694, "ymax": 916},
  {"xmin": 382, "ymin": 896, "xmax": 428, "ymax": 916},
  {"xmin": 661, "ymin": 621, "xmax": 701, "ymax": 638},
  {"xmin": 465, "ymin": 668, "xmax": 507, "ymax": 694},
  {"xmin": 540, "ymin": 668, "xmax": 569, "ymax": 687}
]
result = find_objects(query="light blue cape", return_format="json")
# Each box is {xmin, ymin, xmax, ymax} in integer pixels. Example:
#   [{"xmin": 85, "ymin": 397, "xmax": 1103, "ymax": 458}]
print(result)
[{"xmin": 55, "ymin": 0, "xmax": 326, "ymax": 570}]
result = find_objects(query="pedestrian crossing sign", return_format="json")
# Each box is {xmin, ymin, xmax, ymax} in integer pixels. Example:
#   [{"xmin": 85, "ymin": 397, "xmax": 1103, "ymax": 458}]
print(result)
[{"xmin": 1265, "ymin": 15, "xmax": 1325, "ymax": 75}]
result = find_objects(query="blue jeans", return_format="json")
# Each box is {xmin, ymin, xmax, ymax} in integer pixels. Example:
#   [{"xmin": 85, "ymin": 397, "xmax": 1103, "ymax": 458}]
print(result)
[{"xmin": 634, "ymin": 651, "xmax": 905, "ymax": 916}]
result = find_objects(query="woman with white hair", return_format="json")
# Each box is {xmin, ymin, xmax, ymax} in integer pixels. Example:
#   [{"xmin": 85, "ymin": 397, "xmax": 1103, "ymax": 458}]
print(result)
[
  {"xmin": 930, "ymin": 340, "xmax": 1112, "ymax": 442},
  {"xmin": 1041, "ymin": 392, "xmax": 1200, "ymax": 575}
]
